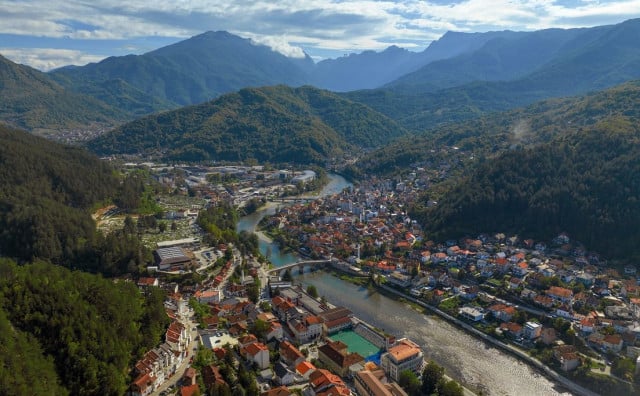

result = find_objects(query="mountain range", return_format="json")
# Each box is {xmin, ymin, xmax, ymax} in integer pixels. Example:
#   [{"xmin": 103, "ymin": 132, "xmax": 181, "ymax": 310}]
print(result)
[
  {"xmin": 2, "ymin": 18, "xmax": 640, "ymax": 141},
  {"xmin": 348, "ymin": 18, "xmax": 640, "ymax": 131}
]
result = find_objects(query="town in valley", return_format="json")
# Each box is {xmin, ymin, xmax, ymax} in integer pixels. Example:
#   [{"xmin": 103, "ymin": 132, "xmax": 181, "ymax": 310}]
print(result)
[{"xmin": 109, "ymin": 162, "xmax": 640, "ymax": 396}]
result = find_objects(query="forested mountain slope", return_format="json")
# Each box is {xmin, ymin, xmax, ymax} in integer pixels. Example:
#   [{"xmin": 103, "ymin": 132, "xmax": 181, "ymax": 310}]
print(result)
[{"xmin": 88, "ymin": 85, "xmax": 406, "ymax": 164}]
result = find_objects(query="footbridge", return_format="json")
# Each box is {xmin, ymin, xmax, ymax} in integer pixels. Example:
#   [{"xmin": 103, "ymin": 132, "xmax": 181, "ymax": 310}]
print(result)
[
  {"xmin": 266, "ymin": 260, "xmax": 331, "ymax": 275},
  {"xmin": 269, "ymin": 197, "xmax": 318, "ymax": 203}
]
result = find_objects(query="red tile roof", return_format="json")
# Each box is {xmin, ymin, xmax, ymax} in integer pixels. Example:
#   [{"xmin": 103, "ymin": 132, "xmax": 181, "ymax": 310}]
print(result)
[{"xmin": 181, "ymin": 384, "xmax": 199, "ymax": 396}]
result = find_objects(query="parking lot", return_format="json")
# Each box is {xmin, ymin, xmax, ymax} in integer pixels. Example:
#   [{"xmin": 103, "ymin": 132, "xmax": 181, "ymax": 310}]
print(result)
[{"xmin": 200, "ymin": 330, "xmax": 238, "ymax": 349}]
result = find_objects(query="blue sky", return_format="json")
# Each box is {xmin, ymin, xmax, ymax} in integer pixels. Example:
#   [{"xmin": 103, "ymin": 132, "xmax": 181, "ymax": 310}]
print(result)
[{"xmin": 1, "ymin": 0, "xmax": 639, "ymax": 71}]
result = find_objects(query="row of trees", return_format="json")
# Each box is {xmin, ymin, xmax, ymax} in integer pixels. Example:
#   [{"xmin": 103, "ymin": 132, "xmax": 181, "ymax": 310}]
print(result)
[
  {"xmin": 0, "ymin": 259, "xmax": 169, "ymax": 395},
  {"xmin": 398, "ymin": 361, "xmax": 464, "ymax": 396}
]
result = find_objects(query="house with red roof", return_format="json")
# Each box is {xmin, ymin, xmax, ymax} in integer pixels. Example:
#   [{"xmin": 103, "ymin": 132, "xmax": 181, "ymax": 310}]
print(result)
[
  {"xmin": 308, "ymin": 369, "xmax": 351, "ymax": 396},
  {"xmin": 195, "ymin": 288, "xmax": 222, "ymax": 304},
  {"xmin": 203, "ymin": 316, "xmax": 219, "ymax": 329},
  {"xmin": 241, "ymin": 341, "xmax": 270, "ymax": 369},
  {"xmin": 380, "ymin": 339, "xmax": 424, "ymax": 382},
  {"xmin": 182, "ymin": 367, "xmax": 196, "ymax": 386},
  {"xmin": 180, "ymin": 384, "xmax": 199, "ymax": 396},
  {"xmin": 553, "ymin": 345, "xmax": 580, "ymax": 371},
  {"xmin": 202, "ymin": 364, "xmax": 227, "ymax": 392},
  {"xmin": 513, "ymin": 261, "xmax": 529, "ymax": 277},
  {"xmin": 318, "ymin": 340, "xmax": 364, "ymax": 377},
  {"xmin": 533, "ymin": 295, "xmax": 554, "ymax": 308},
  {"xmin": 288, "ymin": 315, "xmax": 323, "ymax": 343},
  {"xmin": 296, "ymin": 360, "xmax": 317, "ymax": 380},
  {"xmin": 266, "ymin": 321, "xmax": 284, "ymax": 341},
  {"xmin": 261, "ymin": 386, "xmax": 292, "ymax": 396},
  {"xmin": 280, "ymin": 340, "xmax": 305, "ymax": 367},
  {"xmin": 165, "ymin": 325, "xmax": 188, "ymax": 358},
  {"xmin": 499, "ymin": 322, "xmax": 523, "ymax": 338},
  {"xmin": 603, "ymin": 334, "xmax": 623, "ymax": 352},
  {"xmin": 547, "ymin": 286, "xmax": 574, "ymax": 304},
  {"xmin": 130, "ymin": 372, "xmax": 156, "ymax": 396},
  {"xmin": 238, "ymin": 334, "xmax": 258, "ymax": 348},
  {"xmin": 487, "ymin": 303, "xmax": 516, "ymax": 322},
  {"xmin": 137, "ymin": 277, "xmax": 159, "ymax": 289}
]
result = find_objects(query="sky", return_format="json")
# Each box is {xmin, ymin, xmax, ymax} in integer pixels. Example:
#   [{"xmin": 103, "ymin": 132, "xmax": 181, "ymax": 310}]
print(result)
[{"xmin": 1, "ymin": 0, "xmax": 639, "ymax": 71}]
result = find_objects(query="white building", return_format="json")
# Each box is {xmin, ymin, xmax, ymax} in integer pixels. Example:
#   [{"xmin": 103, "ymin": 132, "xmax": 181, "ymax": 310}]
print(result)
[
  {"xmin": 524, "ymin": 321, "xmax": 542, "ymax": 339},
  {"xmin": 459, "ymin": 306, "xmax": 484, "ymax": 322},
  {"xmin": 291, "ymin": 170, "xmax": 316, "ymax": 184},
  {"xmin": 380, "ymin": 338, "xmax": 424, "ymax": 382}
]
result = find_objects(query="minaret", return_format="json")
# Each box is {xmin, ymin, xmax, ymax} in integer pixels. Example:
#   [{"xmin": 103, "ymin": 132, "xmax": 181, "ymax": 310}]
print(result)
[{"xmin": 357, "ymin": 244, "xmax": 361, "ymax": 261}]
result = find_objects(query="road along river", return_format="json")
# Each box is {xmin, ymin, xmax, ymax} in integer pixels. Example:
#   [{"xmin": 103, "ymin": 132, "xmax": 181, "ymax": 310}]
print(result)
[{"xmin": 237, "ymin": 174, "xmax": 574, "ymax": 396}]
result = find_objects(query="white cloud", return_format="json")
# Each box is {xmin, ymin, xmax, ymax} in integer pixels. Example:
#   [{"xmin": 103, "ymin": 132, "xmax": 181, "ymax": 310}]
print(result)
[
  {"xmin": 0, "ymin": 48, "xmax": 106, "ymax": 71},
  {"xmin": 248, "ymin": 35, "xmax": 307, "ymax": 58},
  {"xmin": 0, "ymin": 0, "xmax": 639, "ymax": 68}
]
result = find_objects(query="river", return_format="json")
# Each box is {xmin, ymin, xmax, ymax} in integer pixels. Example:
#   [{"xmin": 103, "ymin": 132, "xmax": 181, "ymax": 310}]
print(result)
[
  {"xmin": 237, "ymin": 174, "xmax": 573, "ymax": 396},
  {"xmin": 236, "ymin": 173, "xmax": 352, "ymax": 266}
]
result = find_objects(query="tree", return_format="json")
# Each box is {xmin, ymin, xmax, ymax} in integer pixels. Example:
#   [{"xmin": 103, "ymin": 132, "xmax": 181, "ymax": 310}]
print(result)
[
  {"xmin": 250, "ymin": 319, "xmax": 270, "ymax": 340},
  {"xmin": 171, "ymin": 221, "xmax": 178, "ymax": 231},
  {"xmin": 513, "ymin": 310, "xmax": 528, "ymax": 325},
  {"xmin": 158, "ymin": 222, "xmax": 167, "ymax": 233},
  {"xmin": 212, "ymin": 383, "xmax": 232, "ymax": 396},
  {"xmin": 282, "ymin": 269, "xmax": 293, "ymax": 282},
  {"xmin": 398, "ymin": 370, "xmax": 421, "ymax": 396},
  {"xmin": 247, "ymin": 283, "xmax": 260, "ymax": 303},
  {"xmin": 439, "ymin": 380, "xmax": 464, "ymax": 396},
  {"xmin": 422, "ymin": 360, "xmax": 445, "ymax": 395},
  {"xmin": 306, "ymin": 285, "xmax": 319, "ymax": 298},
  {"xmin": 192, "ymin": 346, "xmax": 214, "ymax": 370},
  {"xmin": 123, "ymin": 216, "xmax": 136, "ymax": 235}
]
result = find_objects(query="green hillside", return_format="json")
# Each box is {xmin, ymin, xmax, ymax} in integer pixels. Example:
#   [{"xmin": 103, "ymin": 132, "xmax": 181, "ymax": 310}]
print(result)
[
  {"xmin": 66, "ymin": 78, "xmax": 175, "ymax": 118},
  {"xmin": 391, "ymin": 82, "xmax": 640, "ymax": 262},
  {"xmin": 0, "ymin": 259, "xmax": 169, "ymax": 396},
  {"xmin": 88, "ymin": 85, "xmax": 406, "ymax": 164},
  {"xmin": 416, "ymin": 125, "xmax": 640, "ymax": 263},
  {"xmin": 0, "ymin": 124, "xmax": 119, "ymax": 264},
  {"xmin": 0, "ymin": 55, "xmax": 123, "ymax": 131},
  {"xmin": 0, "ymin": 125, "xmax": 169, "ymax": 395},
  {"xmin": 355, "ymin": 80, "xmax": 640, "ymax": 176}
]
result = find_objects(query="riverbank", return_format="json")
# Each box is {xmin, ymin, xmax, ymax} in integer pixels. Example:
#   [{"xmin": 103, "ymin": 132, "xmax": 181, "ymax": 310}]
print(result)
[
  {"xmin": 374, "ymin": 283, "xmax": 599, "ymax": 396},
  {"xmin": 322, "ymin": 269, "xmax": 617, "ymax": 396},
  {"xmin": 328, "ymin": 270, "xmax": 598, "ymax": 396},
  {"xmin": 237, "ymin": 174, "xmax": 575, "ymax": 395}
]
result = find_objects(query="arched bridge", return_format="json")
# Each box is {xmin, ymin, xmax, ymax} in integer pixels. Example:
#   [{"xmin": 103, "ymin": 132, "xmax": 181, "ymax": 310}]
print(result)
[{"xmin": 266, "ymin": 260, "xmax": 331, "ymax": 275}]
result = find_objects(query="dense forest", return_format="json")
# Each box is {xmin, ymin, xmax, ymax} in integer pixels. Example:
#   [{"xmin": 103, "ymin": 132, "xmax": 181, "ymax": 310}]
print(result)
[
  {"xmin": 415, "ymin": 125, "xmax": 640, "ymax": 263},
  {"xmin": 0, "ymin": 259, "xmax": 169, "ymax": 395},
  {"xmin": 0, "ymin": 124, "xmax": 155, "ymax": 275},
  {"xmin": 0, "ymin": 124, "xmax": 117, "ymax": 263},
  {"xmin": 0, "ymin": 125, "xmax": 172, "ymax": 394},
  {"xmin": 353, "ymin": 80, "xmax": 640, "ymax": 177},
  {"xmin": 87, "ymin": 85, "xmax": 406, "ymax": 164}
]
